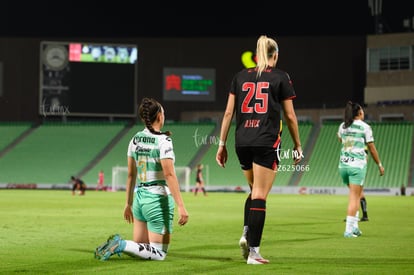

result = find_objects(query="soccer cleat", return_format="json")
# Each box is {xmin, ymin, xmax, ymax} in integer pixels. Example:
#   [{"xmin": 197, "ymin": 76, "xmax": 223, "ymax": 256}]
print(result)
[
  {"xmin": 360, "ymin": 217, "xmax": 369, "ymax": 222},
  {"xmin": 344, "ymin": 232, "xmax": 358, "ymax": 238},
  {"xmin": 94, "ymin": 234, "xmax": 124, "ymax": 261},
  {"xmin": 344, "ymin": 228, "xmax": 362, "ymax": 238},
  {"xmin": 239, "ymin": 236, "xmax": 249, "ymax": 260},
  {"xmin": 94, "ymin": 241, "xmax": 110, "ymax": 259},
  {"xmin": 352, "ymin": 227, "xmax": 362, "ymax": 236},
  {"xmin": 247, "ymin": 252, "xmax": 270, "ymax": 264}
]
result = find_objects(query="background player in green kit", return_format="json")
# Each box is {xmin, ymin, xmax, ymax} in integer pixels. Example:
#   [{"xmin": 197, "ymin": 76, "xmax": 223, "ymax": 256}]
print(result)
[
  {"xmin": 95, "ymin": 97, "xmax": 189, "ymax": 261},
  {"xmin": 338, "ymin": 101, "xmax": 384, "ymax": 238}
]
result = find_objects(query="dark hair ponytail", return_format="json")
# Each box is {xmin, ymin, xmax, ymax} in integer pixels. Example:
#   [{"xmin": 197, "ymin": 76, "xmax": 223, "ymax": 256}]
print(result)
[
  {"xmin": 138, "ymin": 97, "xmax": 171, "ymax": 136},
  {"xmin": 343, "ymin": 101, "xmax": 361, "ymax": 128}
]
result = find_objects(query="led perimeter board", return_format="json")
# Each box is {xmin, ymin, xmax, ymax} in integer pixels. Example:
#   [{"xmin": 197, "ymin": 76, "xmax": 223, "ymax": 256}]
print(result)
[{"xmin": 163, "ymin": 67, "xmax": 215, "ymax": 102}]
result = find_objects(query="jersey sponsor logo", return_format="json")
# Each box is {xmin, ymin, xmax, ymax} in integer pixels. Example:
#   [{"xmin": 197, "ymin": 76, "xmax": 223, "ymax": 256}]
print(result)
[
  {"xmin": 135, "ymin": 145, "xmax": 151, "ymax": 154},
  {"xmin": 244, "ymin": 119, "xmax": 260, "ymax": 128},
  {"xmin": 133, "ymin": 136, "xmax": 156, "ymax": 144},
  {"xmin": 340, "ymin": 156, "xmax": 355, "ymax": 163}
]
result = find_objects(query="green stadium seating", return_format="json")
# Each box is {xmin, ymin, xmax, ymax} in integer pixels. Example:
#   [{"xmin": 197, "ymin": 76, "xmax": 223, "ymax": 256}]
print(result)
[
  {"xmin": 0, "ymin": 121, "xmax": 126, "ymax": 184},
  {"xmin": 297, "ymin": 121, "xmax": 414, "ymax": 188},
  {"xmin": 0, "ymin": 120, "xmax": 412, "ymax": 190},
  {"xmin": 79, "ymin": 123, "xmax": 138, "ymax": 187},
  {"xmin": 0, "ymin": 122, "xmax": 33, "ymax": 152},
  {"xmin": 365, "ymin": 122, "xmax": 413, "ymax": 188},
  {"xmin": 298, "ymin": 122, "xmax": 342, "ymax": 187}
]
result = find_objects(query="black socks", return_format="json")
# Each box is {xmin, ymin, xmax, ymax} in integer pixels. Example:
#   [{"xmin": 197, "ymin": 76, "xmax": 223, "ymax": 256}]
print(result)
[{"xmin": 248, "ymin": 199, "xmax": 266, "ymax": 247}]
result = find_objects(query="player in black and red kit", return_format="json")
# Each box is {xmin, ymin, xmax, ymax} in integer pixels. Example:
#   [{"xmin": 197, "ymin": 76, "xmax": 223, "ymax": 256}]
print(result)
[
  {"xmin": 216, "ymin": 35, "xmax": 302, "ymax": 264},
  {"xmin": 194, "ymin": 164, "xmax": 207, "ymax": 196}
]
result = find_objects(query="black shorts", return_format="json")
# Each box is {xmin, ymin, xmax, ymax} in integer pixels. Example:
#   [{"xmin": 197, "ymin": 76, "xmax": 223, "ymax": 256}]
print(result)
[{"xmin": 236, "ymin": 146, "xmax": 280, "ymax": 171}]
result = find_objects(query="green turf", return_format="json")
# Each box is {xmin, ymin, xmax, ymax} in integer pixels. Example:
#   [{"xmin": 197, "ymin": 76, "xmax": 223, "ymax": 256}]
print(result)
[{"xmin": 0, "ymin": 190, "xmax": 413, "ymax": 274}]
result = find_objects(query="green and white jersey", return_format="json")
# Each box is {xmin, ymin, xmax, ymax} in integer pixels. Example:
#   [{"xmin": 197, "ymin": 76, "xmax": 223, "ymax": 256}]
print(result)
[
  {"xmin": 337, "ymin": 119, "xmax": 373, "ymax": 169},
  {"xmin": 127, "ymin": 128, "xmax": 175, "ymax": 185}
]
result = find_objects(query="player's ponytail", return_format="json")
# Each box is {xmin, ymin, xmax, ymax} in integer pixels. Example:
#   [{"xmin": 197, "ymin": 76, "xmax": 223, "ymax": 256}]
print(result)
[
  {"xmin": 344, "ymin": 101, "xmax": 361, "ymax": 128},
  {"xmin": 138, "ymin": 97, "xmax": 171, "ymax": 136},
  {"xmin": 256, "ymin": 35, "xmax": 279, "ymax": 79}
]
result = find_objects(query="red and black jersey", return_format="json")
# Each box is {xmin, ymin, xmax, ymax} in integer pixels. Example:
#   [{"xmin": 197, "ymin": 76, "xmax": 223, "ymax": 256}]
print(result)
[{"xmin": 230, "ymin": 66, "xmax": 296, "ymax": 147}]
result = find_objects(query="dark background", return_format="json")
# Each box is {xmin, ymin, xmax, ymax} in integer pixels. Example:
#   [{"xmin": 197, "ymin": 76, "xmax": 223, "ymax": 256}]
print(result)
[
  {"xmin": 0, "ymin": 1, "xmax": 413, "ymax": 122},
  {"xmin": 2, "ymin": 1, "xmax": 413, "ymax": 37}
]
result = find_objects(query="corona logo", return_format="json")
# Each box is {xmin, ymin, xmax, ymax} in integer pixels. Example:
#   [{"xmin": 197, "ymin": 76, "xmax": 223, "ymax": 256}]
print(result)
[{"xmin": 241, "ymin": 51, "xmax": 257, "ymax": 68}]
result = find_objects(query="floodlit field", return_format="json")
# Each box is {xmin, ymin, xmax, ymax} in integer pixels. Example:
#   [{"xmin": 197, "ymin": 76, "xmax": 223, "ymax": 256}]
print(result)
[{"xmin": 1, "ymin": 190, "xmax": 413, "ymax": 274}]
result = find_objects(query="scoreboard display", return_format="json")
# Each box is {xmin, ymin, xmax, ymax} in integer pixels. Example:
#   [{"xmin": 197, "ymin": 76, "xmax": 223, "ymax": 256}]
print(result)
[{"xmin": 39, "ymin": 41, "xmax": 138, "ymax": 117}]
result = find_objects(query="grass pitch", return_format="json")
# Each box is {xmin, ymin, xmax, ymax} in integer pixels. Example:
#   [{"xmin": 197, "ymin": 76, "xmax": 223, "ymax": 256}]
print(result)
[{"xmin": 0, "ymin": 190, "xmax": 413, "ymax": 274}]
